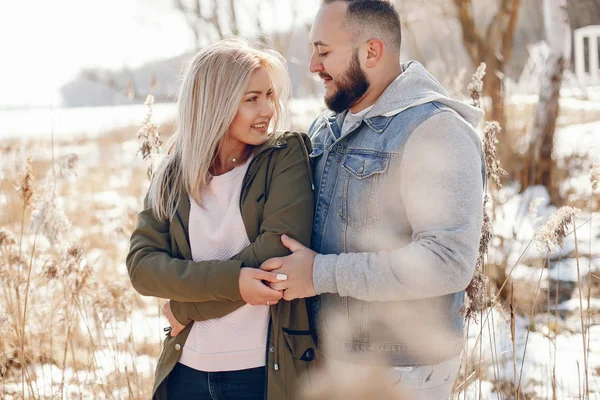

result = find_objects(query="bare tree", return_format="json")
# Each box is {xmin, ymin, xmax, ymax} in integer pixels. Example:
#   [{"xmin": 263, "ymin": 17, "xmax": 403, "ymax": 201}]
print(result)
[
  {"xmin": 173, "ymin": 0, "xmax": 305, "ymax": 52},
  {"xmin": 524, "ymin": 0, "xmax": 569, "ymax": 204},
  {"xmin": 229, "ymin": 0, "xmax": 239, "ymax": 36},
  {"xmin": 173, "ymin": 0, "xmax": 237, "ymax": 48},
  {"xmin": 453, "ymin": 0, "xmax": 521, "ymax": 170}
]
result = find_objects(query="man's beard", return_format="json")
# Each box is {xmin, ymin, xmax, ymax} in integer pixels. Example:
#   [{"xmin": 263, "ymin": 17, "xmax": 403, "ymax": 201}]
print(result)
[{"xmin": 324, "ymin": 51, "xmax": 370, "ymax": 113}]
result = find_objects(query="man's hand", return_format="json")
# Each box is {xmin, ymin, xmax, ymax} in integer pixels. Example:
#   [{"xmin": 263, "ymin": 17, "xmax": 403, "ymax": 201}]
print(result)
[
  {"xmin": 260, "ymin": 234, "xmax": 317, "ymax": 300},
  {"xmin": 239, "ymin": 267, "xmax": 287, "ymax": 306},
  {"xmin": 162, "ymin": 300, "xmax": 189, "ymax": 337}
]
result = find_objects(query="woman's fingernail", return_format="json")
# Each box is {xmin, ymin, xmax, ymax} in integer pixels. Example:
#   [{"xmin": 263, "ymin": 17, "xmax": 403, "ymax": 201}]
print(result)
[
  {"xmin": 282, "ymin": 234, "xmax": 288, "ymax": 240},
  {"xmin": 276, "ymin": 274, "xmax": 288, "ymax": 281}
]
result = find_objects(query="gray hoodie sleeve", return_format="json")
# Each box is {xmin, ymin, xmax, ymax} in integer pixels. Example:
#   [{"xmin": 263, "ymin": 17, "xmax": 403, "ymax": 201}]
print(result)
[{"xmin": 312, "ymin": 111, "xmax": 484, "ymax": 301}]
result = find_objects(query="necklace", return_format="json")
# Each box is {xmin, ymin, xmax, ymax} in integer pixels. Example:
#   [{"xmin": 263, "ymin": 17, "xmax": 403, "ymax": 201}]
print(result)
[{"xmin": 230, "ymin": 146, "xmax": 252, "ymax": 166}]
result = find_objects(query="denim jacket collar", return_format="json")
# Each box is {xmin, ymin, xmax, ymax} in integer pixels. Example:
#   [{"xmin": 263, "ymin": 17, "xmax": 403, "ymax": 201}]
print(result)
[{"xmin": 325, "ymin": 110, "xmax": 395, "ymax": 137}]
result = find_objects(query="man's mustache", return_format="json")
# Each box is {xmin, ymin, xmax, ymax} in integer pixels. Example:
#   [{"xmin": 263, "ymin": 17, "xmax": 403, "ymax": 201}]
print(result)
[{"xmin": 319, "ymin": 73, "xmax": 333, "ymax": 80}]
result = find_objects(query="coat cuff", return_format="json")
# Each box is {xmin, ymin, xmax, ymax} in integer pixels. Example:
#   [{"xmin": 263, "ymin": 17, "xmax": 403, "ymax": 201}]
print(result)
[
  {"xmin": 313, "ymin": 254, "xmax": 338, "ymax": 294},
  {"xmin": 169, "ymin": 301, "xmax": 191, "ymax": 326},
  {"xmin": 213, "ymin": 262, "xmax": 244, "ymax": 302}
]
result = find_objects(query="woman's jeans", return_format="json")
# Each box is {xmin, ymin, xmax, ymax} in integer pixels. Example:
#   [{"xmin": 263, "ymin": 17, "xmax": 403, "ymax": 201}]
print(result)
[{"xmin": 166, "ymin": 362, "xmax": 265, "ymax": 400}]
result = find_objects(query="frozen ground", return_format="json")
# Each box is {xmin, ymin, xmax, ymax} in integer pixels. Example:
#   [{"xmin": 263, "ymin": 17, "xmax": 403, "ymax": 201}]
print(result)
[
  {"xmin": 2, "ymin": 95, "xmax": 600, "ymax": 399},
  {"xmin": 455, "ymin": 111, "xmax": 600, "ymax": 399}
]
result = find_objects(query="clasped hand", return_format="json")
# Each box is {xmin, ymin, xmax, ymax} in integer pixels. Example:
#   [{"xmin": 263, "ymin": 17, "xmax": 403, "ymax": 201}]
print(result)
[
  {"xmin": 259, "ymin": 234, "xmax": 317, "ymax": 301},
  {"xmin": 162, "ymin": 234, "xmax": 317, "ymax": 337}
]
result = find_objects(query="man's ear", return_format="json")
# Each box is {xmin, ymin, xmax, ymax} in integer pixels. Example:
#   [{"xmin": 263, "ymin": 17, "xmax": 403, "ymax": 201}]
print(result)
[{"xmin": 365, "ymin": 39, "xmax": 384, "ymax": 68}]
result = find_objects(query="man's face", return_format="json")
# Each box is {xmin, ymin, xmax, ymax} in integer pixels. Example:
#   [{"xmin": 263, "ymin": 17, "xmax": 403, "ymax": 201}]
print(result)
[{"xmin": 309, "ymin": 2, "xmax": 370, "ymax": 112}]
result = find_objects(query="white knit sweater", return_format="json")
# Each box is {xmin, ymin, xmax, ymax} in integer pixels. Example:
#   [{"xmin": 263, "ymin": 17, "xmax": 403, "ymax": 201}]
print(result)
[{"xmin": 179, "ymin": 157, "xmax": 270, "ymax": 372}]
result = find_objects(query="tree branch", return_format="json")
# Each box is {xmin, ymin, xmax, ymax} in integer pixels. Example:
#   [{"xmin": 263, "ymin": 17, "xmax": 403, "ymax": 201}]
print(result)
[
  {"xmin": 501, "ymin": 0, "xmax": 521, "ymax": 65},
  {"xmin": 210, "ymin": 0, "xmax": 223, "ymax": 38},
  {"xmin": 229, "ymin": 0, "xmax": 238, "ymax": 36},
  {"xmin": 452, "ymin": 0, "xmax": 482, "ymax": 64}
]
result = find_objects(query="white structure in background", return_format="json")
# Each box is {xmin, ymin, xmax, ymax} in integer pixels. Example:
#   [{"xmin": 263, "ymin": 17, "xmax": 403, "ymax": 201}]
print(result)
[
  {"xmin": 515, "ymin": 42, "xmax": 551, "ymax": 94},
  {"xmin": 574, "ymin": 25, "xmax": 600, "ymax": 85},
  {"xmin": 516, "ymin": 3, "xmax": 572, "ymax": 95}
]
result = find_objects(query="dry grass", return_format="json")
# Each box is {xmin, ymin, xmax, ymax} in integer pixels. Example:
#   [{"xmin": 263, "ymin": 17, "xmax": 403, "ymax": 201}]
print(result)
[
  {"xmin": 0, "ymin": 119, "xmax": 168, "ymax": 399},
  {"xmin": 2, "ymin": 73, "xmax": 600, "ymax": 399}
]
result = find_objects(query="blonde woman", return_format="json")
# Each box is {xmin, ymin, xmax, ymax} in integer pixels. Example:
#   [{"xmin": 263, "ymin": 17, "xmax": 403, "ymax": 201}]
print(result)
[{"xmin": 126, "ymin": 39, "xmax": 316, "ymax": 400}]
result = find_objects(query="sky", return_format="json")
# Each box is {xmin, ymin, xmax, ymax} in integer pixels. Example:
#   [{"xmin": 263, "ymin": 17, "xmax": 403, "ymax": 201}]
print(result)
[{"xmin": 0, "ymin": 0, "xmax": 318, "ymax": 108}]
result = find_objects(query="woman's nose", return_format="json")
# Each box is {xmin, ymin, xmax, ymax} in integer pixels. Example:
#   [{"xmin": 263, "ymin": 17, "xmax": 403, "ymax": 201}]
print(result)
[{"xmin": 261, "ymin": 99, "xmax": 274, "ymax": 118}]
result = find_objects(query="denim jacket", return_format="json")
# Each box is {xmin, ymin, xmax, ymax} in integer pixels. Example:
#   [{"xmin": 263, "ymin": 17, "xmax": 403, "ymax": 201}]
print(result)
[{"xmin": 308, "ymin": 61, "xmax": 486, "ymax": 366}]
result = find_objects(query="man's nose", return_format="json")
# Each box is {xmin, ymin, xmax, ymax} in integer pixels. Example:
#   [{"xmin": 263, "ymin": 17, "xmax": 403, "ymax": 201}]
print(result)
[{"xmin": 309, "ymin": 53, "xmax": 323, "ymax": 74}]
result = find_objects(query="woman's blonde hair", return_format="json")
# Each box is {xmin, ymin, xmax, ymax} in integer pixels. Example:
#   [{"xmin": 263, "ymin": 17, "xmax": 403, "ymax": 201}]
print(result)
[{"xmin": 149, "ymin": 38, "xmax": 291, "ymax": 221}]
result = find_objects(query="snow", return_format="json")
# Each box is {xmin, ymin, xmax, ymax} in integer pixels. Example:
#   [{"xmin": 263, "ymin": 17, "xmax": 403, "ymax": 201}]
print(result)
[
  {"xmin": 458, "ymin": 308, "xmax": 600, "ymax": 399},
  {"xmin": 0, "ymin": 98, "xmax": 327, "ymax": 141},
  {"xmin": 549, "ymin": 298, "xmax": 600, "ymax": 312},
  {"xmin": 0, "ymin": 103, "xmax": 178, "ymax": 140},
  {"xmin": 455, "ymin": 105, "xmax": 600, "ymax": 399},
  {"xmin": 4, "ymin": 95, "xmax": 600, "ymax": 399},
  {"xmin": 512, "ymin": 263, "xmax": 549, "ymax": 282},
  {"xmin": 548, "ymin": 258, "xmax": 597, "ymax": 282},
  {"xmin": 555, "ymin": 120, "xmax": 600, "ymax": 160}
]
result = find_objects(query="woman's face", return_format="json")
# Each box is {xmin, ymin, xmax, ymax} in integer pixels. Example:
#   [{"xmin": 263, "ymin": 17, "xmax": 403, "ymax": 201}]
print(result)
[{"xmin": 227, "ymin": 66, "xmax": 275, "ymax": 147}]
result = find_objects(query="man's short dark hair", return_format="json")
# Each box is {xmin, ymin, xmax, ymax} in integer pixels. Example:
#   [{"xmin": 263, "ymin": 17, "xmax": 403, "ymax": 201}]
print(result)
[{"xmin": 323, "ymin": 0, "xmax": 402, "ymax": 51}]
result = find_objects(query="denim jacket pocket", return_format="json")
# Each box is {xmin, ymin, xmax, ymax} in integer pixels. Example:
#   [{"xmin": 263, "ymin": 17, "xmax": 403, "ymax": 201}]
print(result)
[{"xmin": 340, "ymin": 152, "xmax": 389, "ymax": 229}]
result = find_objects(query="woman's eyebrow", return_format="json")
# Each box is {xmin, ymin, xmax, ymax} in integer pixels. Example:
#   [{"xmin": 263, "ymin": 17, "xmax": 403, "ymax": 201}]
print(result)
[{"xmin": 244, "ymin": 88, "xmax": 273, "ymax": 95}]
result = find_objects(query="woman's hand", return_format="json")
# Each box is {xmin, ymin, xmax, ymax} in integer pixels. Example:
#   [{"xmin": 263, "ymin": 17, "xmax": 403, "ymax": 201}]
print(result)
[
  {"xmin": 162, "ymin": 300, "xmax": 189, "ymax": 337},
  {"xmin": 239, "ymin": 267, "xmax": 287, "ymax": 306}
]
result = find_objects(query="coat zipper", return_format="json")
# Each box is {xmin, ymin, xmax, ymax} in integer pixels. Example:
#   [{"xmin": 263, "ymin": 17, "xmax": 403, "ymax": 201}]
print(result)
[{"xmin": 263, "ymin": 316, "xmax": 272, "ymax": 400}]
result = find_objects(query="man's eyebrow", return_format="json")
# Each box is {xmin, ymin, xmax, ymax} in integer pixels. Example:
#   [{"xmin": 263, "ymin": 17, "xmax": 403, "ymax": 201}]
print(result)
[{"xmin": 312, "ymin": 40, "xmax": 329, "ymax": 47}]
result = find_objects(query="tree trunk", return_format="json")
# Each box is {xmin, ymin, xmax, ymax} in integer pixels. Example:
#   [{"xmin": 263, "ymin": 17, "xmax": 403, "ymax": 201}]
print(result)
[
  {"xmin": 527, "ymin": 54, "xmax": 564, "ymax": 203},
  {"xmin": 524, "ymin": 0, "xmax": 568, "ymax": 204},
  {"xmin": 485, "ymin": 59, "xmax": 506, "ymax": 140},
  {"xmin": 452, "ymin": 0, "xmax": 520, "ymax": 177}
]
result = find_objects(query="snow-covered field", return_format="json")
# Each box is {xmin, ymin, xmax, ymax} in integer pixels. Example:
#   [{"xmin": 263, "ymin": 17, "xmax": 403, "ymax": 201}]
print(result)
[
  {"xmin": 458, "ymin": 108, "xmax": 600, "ymax": 399},
  {"xmin": 1, "ymin": 95, "xmax": 600, "ymax": 399},
  {"xmin": 0, "ymin": 98, "xmax": 326, "ymax": 140}
]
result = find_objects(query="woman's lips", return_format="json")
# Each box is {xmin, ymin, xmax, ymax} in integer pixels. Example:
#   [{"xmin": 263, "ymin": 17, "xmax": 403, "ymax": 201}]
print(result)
[{"xmin": 251, "ymin": 122, "xmax": 268, "ymax": 133}]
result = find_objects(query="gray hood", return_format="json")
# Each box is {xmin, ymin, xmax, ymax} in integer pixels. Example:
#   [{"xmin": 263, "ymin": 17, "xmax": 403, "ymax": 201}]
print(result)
[{"xmin": 365, "ymin": 61, "xmax": 484, "ymax": 129}]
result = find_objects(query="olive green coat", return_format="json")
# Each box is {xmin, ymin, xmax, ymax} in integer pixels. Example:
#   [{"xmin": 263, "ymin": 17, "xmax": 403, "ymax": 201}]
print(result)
[{"xmin": 126, "ymin": 131, "xmax": 317, "ymax": 400}]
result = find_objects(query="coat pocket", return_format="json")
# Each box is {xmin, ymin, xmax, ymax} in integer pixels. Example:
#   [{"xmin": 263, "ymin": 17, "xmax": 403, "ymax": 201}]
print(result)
[
  {"xmin": 282, "ymin": 328, "xmax": 317, "ymax": 362},
  {"xmin": 281, "ymin": 328, "xmax": 318, "ymax": 398}
]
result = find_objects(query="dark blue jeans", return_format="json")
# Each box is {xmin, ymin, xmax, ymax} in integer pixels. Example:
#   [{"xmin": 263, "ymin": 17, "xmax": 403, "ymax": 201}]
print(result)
[{"xmin": 166, "ymin": 362, "xmax": 266, "ymax": 400}]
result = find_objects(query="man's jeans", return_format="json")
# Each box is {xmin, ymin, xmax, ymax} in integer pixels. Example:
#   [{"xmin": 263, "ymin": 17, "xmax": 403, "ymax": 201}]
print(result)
[
  {"xmin": 166, "ymin": 362, "xmax": 265, "ymax": 400},
  {"xmin": 306, "ymin": 354, "xmax": 462, "ymax": 400},
  {"xmin": 388, "ymin": 355, "xmax": 461, "ymax": 400}
]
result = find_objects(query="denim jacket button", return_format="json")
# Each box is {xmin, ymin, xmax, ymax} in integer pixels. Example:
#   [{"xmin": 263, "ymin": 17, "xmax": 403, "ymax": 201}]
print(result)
[
  {"xmin": 175, "ymin": 344, "xmax": 181, "ymax": 351},
  {"xmin": 358, "ymin": 166, "xmax": 364, "ymax": 174}
]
